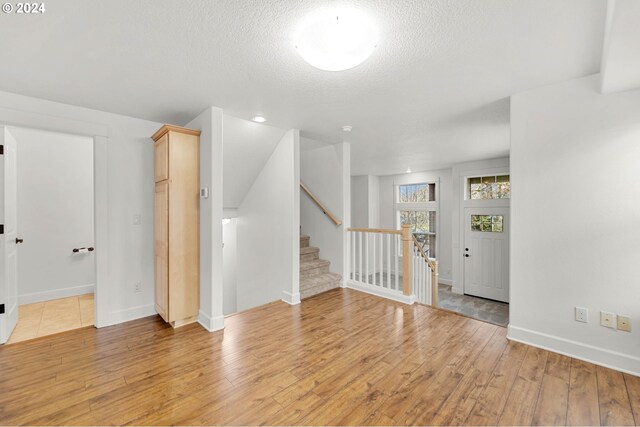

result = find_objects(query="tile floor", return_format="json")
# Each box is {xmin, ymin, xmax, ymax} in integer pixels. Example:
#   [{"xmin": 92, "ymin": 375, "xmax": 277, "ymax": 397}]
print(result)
[
  {"xmin": 438, "ymin": 284, "xmax": 509, "ymax": 327},
  {"xmin": 7, "ymin": 294, "xmax": 94, "ymax": 344}
]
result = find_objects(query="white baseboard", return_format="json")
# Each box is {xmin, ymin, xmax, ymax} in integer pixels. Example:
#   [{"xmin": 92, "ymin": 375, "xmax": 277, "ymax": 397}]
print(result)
[
  {"xmin": 439, "ymin": 278, "xmax": 452, "ymax": 286},
  {"xmin": 281, "ymin": 290, "xmax": 301, "ymax": 305},
  {"xmin": 18, "ymin": 284, "xmax": 94, "ymax": 305},
  {"xmin": 508, "ymin": 325, "xmax": 640, "ymax": 377},
  {"xmin": 107, "ymin": 304, "xmax": 156, "ymax": 326},
  {"xmin": 345, "ymin": 280, "xmax": 415, "ymax": 305},
  {"xmin": 198, "ymin": 310, "xmax": 225, "ymax": 332}
]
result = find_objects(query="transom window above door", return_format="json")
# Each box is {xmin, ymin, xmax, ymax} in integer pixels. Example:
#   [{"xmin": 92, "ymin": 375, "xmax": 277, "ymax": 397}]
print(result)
[{"xmin": 468, "ymin": 175, "xmax": 510, "ymax": 200}]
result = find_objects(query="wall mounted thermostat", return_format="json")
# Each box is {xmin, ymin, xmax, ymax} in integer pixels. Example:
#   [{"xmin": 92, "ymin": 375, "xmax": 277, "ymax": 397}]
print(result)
[{"xmin": 200, "ymin": 187, "xmax": 209, "ymax": 199}]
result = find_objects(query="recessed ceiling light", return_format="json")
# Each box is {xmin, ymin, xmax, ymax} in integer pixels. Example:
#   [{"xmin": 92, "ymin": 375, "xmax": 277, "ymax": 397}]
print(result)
[
  {"xmin": 295, "ymin": 9, "xmax": 377, "ymax": 71},
  {"xmin": 341, "ymin": 125, "xmax": 353, "ymax": 132},
  {"xmin": 406, "ymin": 168, "xmax": 412, "ymax": 174},
  {"xmin": 252, "ymin": 116, "xmax": 267, "ymax": 123}
]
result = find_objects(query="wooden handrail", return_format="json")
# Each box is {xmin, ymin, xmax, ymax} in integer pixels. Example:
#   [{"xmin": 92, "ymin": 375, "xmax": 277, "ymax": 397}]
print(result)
[
  {"xmin": 347, "ymin": 227, "xmax": 402, "ymax": 235},
  {"xmin": 300, "ymin": 181, "xmax": 342, "ymax": 226},
  {"xmin": 411, "ymin": 235, "xmax": 437, "ymax": 271}
]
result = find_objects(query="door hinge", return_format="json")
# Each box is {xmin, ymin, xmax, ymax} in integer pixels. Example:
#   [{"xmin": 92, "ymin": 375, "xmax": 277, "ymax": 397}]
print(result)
[
  {"xmin": 0, "ymin": 224, "xmax": 3, "ymax": 234},
  {"xmin": 0, "ymin": 304, "xmax": 4, "ymax": 314},
  {"xmin": 0, "ymin": 145, "xmax": 3, "ymax": 155}
]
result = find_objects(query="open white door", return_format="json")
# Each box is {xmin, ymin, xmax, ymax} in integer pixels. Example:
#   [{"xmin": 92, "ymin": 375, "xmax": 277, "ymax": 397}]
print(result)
[
  {"xmin": 463, "ymin": 207, "xmax": 509, "ymax": 302},
  {"xmin": 0, "ymin": 126, "xmax": 19, "ymax": 344}
]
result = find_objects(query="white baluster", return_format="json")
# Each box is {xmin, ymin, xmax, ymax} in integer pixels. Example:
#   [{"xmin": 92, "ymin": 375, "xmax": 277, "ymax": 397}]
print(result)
[
  {"xmin": 386, "ymin": 234, "xmax": 391, "ymax": 289},
  {"xmin": 395, "ymin": 235, "xmax": 399, "ymax": 291},
  {"xmin": 365, "ymin": 233, "xmax": 369, "ymax": 285},
  {"xmin": 358, "ymin": 232, "xmax": 363, "ymax": 283},
  {"xmin": 378, "ymin": 233, "xmax": 383, "ymax": 288}
]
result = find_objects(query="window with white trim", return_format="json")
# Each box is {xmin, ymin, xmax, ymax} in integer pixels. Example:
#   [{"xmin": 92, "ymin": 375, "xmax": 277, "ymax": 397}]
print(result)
[
  {"xmin": 468, "ymin": 175, "xmax": 510, "ymax": 200},
  {"xmin": 396, "ymin": 183, "xmax": 437, "ymax": 258}
]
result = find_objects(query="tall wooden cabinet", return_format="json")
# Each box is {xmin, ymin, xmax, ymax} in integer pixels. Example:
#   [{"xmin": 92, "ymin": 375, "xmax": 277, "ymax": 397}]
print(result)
[{"xmin": 151, "ymin": 125, "xmax": 200, "ymax": 328}]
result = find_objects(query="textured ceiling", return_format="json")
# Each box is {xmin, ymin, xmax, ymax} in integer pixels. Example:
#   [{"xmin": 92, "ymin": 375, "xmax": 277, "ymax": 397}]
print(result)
[{"xmin": 0, "ymin": 0, "xmax": 606, "ymax": 175}]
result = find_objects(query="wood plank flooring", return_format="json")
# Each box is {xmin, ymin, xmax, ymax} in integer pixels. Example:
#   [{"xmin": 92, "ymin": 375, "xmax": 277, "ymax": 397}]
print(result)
[{"xmin": 0, "ymin": 288, "xmax": 638, "ymax": 426}]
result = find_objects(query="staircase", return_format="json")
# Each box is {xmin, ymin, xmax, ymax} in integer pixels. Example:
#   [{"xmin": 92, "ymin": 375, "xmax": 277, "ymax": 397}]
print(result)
[{"xmin": 300, "ymin": 234, "xmax": 342, "ymax": 299}]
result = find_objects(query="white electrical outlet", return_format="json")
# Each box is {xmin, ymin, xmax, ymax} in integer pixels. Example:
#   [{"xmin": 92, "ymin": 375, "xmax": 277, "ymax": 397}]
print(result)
[
  {"xmin": 134, "ymin": 282, "xmax": 142, "ymax": 293},
  {"xmin": 617, "ymin": 315, "xmax": 631, "ymax": 332},
  {"xmin": 575, "ymin": 307, "xmax": 588, "ymax": 323},
  {"xmin": 600, "ymin": 311, "xmax": 616, "ymax": 328},
  {"xmin": 133, "ymin": 214, "xmax": 142, "ymax": 225}
]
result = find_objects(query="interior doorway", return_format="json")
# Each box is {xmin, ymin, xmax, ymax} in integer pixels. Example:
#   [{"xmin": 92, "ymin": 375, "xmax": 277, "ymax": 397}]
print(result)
[{"xmin": 1, "ymin": 126, "xmax": 96, "ymax": 344}]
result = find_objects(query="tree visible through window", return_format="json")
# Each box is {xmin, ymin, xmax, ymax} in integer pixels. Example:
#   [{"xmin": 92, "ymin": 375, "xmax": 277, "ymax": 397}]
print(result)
[
  {"xmin": 399, "ymin": 183, "xmax": 435, "ymax": 202},
  {"xmin": 397, "ymin": 182, "xmax": 438, "ymax": 258},
  {"xmin": 468, "ymin": 175, "xmax": 510, "ymax": 200}
]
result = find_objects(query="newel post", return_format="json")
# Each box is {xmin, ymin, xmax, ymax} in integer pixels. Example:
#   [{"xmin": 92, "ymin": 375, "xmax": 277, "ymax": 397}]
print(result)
[{"xmin": 401, "ymin": 224, "xmax": 412, "ymax": 296}]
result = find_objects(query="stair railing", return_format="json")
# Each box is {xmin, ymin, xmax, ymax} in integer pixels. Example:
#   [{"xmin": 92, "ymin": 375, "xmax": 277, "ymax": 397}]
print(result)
[
  {"xmin": 300, "ymin": 181, "xmax": 342, "ymax": 226},
  {"xmin": 412, "ymin": 235, "xmax": 439, "ymax": 306},
  {"xmin": 345, "ymin": 224, "xmax": 438, "ymax": 306}
]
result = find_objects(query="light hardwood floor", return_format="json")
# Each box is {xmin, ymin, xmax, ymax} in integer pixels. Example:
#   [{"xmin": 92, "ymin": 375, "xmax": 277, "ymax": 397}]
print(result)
[
  {"xmin": 0, "ymin": 288, "xmax": 638, "ymax": 426},
  {"xmin": 7, "ymin": 294, "xmax": 94, "ymax": 344}
]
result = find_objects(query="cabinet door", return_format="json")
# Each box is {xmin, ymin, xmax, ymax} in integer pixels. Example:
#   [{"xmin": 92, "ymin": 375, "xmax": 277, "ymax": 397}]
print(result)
[
  {"xmin": 155, "ymin": 181, "xmax": 169, "ymax": 321},
  {"xmin": 154, "ymin": 133, "xmax": 169, "ymax": 182}
]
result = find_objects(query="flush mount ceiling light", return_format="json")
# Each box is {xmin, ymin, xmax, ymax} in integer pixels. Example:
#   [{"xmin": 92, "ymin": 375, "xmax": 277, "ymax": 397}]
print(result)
[
  {"xmin": 406, "ymin": 168, "xmax": 412, "ymax": 174},
  {"xmin": 341, "ymin": 125, "xmax": 353, "ymax": 132},
  {"xmin": 251, "ymin": 116, "xmax": 267, "ymax": 123},
  {"xmin": 294, "ymin": 9, "xmax": 377, "ymax": 71}
]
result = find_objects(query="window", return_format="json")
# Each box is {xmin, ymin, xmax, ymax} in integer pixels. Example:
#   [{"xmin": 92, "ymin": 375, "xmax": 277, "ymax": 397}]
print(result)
[
  {"xmin": 396, "ymin": 182, "xmax": 438, "ymax": 258},
  {"xmin": 399, "ymin": 183, "xmax": 435, "ymax": 202},
  {"xmin": 468, "ymin": 175, "xmax": 510, "ymax": 200},
  {"xmin": 400, "ymin": 210, "xmax": 436, "ymax": 257},
  {"xmin": 400, "ymin": 210, "xmax": 436, "ymax": 233},
  {"xmin": 471, "ymin": 215, "xmax": 504, "ymax": 232}
]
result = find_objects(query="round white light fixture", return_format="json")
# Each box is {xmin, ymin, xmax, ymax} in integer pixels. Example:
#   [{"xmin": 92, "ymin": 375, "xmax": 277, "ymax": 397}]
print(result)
[
  {"xmin": 406, "ymin": 168, "xmax": 412, "ymax": 174},
  {"xmin": 252, "ymin": 116, "xmax": 267, "ymax": 123},
  {"xmin": 341, "ymin": 125, "xmax": 353, "ymax": 132},
  {"xmin": 294, "ymin": 9, "xmax": 377, "ymax": 71}
]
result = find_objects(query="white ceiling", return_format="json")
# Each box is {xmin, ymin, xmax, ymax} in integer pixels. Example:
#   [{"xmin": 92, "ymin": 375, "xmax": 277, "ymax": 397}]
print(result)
[
  {"xmin": 223, "ymin": 115, "xmax": 286, "ymax": 208},
  {"xmin": 0, "ymin": 0, "xmax": 607, "ymax": 175}
]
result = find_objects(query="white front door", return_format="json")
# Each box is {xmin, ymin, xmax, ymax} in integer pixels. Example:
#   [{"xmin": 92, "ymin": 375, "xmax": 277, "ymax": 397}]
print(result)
[
  {"xmin": 463, "ymin": 207, "xmax": 509, "ymax": 302},
  {"xmin": 0, "ymin": 126, "xmax": 19, "ymax": 343}
]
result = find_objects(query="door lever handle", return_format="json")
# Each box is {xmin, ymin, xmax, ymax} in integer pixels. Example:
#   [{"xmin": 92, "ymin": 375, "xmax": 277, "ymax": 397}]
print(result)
[{"xmin": 15, "ymin": 238, "xmax": 24, "ymax": 244}]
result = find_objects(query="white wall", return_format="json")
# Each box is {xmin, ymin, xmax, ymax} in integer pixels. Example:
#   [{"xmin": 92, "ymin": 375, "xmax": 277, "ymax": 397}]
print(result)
[
  {"xmin": 236, "ymin": 129, "xmax": 300, "ymax": 311},
  {"xmin": 378, "ymin": 169, "xmax": 453, "ymax": 285},
  {"xmin": 300, "ymin": 139, "xmax": 349, "ymax": 277},
  {"xmin": 0, "ymin": 90, "xmax": 160, "ymax": 326},
  {"xmin": 451, "ymin": 157, "xmax": 510, "ymax": 293},
  {"xmin": 351, "ymin": 175, "xmax": 380, "ymax": 228},
  {"xmin": 509, "ymin": 74, "xmax": 640, "ymax": 375},
  {"xmin": 13, "ymin": 127, "xmax": 94, "ymax": 304},
  {"xmin": 185, "ymin": 107, "xmax": 224, "ymax": 332},
  {"xmin": 222, "ymin": 218, "xmax": 237, "ymax": 316},
  {"xmin": 223, "ymin": 115, "xmax": 286, "ymax": 209}
]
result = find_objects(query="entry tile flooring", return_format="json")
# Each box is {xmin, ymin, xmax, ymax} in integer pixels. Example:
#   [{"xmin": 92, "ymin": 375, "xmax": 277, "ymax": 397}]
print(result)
[
  {"xmin": 438, "ymin": 284, "xmax": 509, "ymax": 327},
  {"xmin": 7, "ymin": 294, "xmax": 94, "ymax": 344}
]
